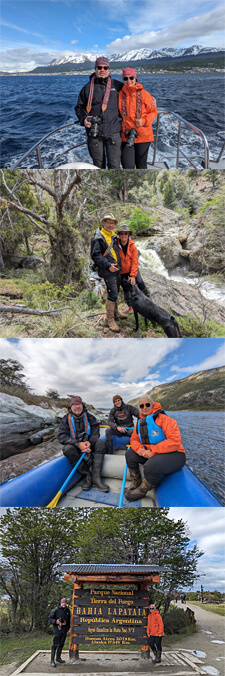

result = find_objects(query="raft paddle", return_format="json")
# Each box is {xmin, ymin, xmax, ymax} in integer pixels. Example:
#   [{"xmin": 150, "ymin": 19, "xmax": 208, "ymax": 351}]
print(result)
[
  {"xmin": 47, "ymin": 452, "xmax": 86, "ymax": 507},
  {"xmin": 118, "ymin": 461, "xmax": 128, "ymax": 508}
]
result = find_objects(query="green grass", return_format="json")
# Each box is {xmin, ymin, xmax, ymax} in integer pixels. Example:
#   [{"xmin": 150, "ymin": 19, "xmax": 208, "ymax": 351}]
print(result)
[{"xmin": 189, "ymin": 602, "xmax": 225, "ymax": 616}]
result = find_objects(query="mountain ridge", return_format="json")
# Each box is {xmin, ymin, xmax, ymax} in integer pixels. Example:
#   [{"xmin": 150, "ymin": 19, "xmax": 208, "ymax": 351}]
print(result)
[{"xmin": 128, "ymin": 366, "xmax": 225, "ymax": 411}]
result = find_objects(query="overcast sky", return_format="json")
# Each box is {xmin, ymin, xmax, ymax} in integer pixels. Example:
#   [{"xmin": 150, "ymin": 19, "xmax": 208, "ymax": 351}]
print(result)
[
  {"xmin": 1, "ymin": 337, "xmax": 224, "ymax": 407},
  {"xmin": 169, "ymin": 508, "xmax": 225, "ymax": 592},
  {"xmin": 1, "ymin": 0, "xmax": 224, "ymax": 72}
]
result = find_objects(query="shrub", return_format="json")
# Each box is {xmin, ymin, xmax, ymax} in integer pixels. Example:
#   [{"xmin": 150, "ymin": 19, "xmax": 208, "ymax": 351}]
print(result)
[
  {"xmin": 164, "ymin": 607, "xmax": 191, "ymax": 635},
  {"xmin": 129, "ymin": 208, "xmax": 151, "ymax": 234}
]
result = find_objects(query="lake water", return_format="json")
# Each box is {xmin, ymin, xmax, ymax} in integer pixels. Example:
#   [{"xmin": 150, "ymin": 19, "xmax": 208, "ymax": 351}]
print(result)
[
  {"xmin": 102, "ymin": 410, "xmax": 225, "ymax": 504},
  {"xmin": 1, "ymin": 72, "xmax": 224, "ymax": 168}
]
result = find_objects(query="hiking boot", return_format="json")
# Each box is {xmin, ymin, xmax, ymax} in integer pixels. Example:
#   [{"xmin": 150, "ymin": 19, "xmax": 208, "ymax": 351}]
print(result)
[
  {"xmin": 56, "ymin": 656, "xmax": 65, "ymax": 664},
  {"xmin": 92, "ymin": 454, "xmax": 109, "ymax": 492},
  {"xmin": 152, "ymin": 650, "xmax": 161, "ymax": 663},
  {"xmin": 124, "ymin": 468, "xmax": 142, "ymax": 495},
  {"xmin": 106, "ymin": 300, "xmax": 120, "ymax": 332},
  {"xmin": 125, "ymin": 477, "xmax": 153, "ymax": 501}
]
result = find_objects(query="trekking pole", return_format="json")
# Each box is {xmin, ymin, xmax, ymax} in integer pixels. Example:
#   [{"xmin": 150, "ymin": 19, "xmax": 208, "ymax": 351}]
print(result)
[{"xmin": 47, "ymin": 452, "xmax": 86, "ymax": 507}]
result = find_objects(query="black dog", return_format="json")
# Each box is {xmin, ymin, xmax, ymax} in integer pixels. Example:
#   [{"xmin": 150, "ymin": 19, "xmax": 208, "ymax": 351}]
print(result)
[{"xmin": 131, "ymin": 285, "xmax": 182, "ymax": 337}]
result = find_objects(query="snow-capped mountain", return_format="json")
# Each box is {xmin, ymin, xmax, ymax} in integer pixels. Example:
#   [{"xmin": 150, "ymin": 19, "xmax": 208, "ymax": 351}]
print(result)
[
  {"xmin": 48, "ymin": 45, "xmax": 223, "ymax": 67},
  {"xmin": 109, "ymin": 45, "xmax": 223, "ymax": 61}
]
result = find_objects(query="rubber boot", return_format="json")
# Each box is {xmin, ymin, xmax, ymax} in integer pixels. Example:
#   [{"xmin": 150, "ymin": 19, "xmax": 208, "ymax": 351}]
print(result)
[
  {"xmin": 114, "ymin": 301, "xmax": 127, "ymax": 319},
  {"xmin": 92, "ymin": 454, "xmax": 110, "ymax": 492},
  {"xmin": 106, "ymin": 299, "xmax": 120, "ymax": 332},
  {"xmin": 124, "ymin": 468, "xmax": 142, "ymax": 496},
  {"xmin": 78, "ymin": 460, "xmax": 92, "ymax": 490},
  {"xmin": 51, "ymin": 647, "xmax": 56, "ymax": 667},
  {"xmin": 125, "ymin": 476, "xmax": 153, "ymax": 501},
  {"xmin": 56, "ymin": 647, "xmax": 65, "ymax": 664},
  {"xmin": 152, "ymin": 649, "xmax": 161, "ymax": 663}
]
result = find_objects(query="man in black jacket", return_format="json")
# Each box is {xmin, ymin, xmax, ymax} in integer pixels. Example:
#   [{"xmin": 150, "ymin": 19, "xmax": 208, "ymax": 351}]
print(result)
[
  {"xmin": 106, "ymin": 395, "xmax": 139, "ymax": 454},
  {"xmin": 58, "ymin": 395, "xmax": 109, "ymax": 492},
  {"xmin": 75, "ymin": 56, "xmax": 122, "ymax": 168},
  {"xmin": 48, "ymin": 597, "xmax": 70, "ymax": 667},
  {"xmin": 91, "ymin": 213, "xmax": 127, "ymax": 332}
]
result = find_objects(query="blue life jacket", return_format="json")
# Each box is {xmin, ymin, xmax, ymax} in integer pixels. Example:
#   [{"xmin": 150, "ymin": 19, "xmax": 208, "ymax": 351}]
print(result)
[
  {"xmin": 69, "ymin": 414, "xmax": 91, "ymax": 438},
  {"xmin": 137, "ymin": 411, "xmax": 166, "ymax": 445}
]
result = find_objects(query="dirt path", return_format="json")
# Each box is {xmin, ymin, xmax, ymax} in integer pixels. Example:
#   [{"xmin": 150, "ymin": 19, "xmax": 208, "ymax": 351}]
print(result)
[{"xmin": 169, "ymin": 601, "xmax": 225, "ymax": 674}]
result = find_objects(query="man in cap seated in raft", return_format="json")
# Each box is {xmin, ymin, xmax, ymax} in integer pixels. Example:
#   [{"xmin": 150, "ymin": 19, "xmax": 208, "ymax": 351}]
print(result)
[
  {"xmin": 75, "ymin": 56, "xmax": 122, "ymax": 168},
  {"xmin": 58, "ymin": 396, "xmax": 109, "ymax": 492},
  {"xmin": 125, "ymin": 395, "xmax": 186, "ymax": 500},
  {"xmin": 91, "ymin": 213, "xmax": 127, "ymax": 333},
  {"xmin": 106, "ymin": 394, "xmax": 139, "ymax": 454}
]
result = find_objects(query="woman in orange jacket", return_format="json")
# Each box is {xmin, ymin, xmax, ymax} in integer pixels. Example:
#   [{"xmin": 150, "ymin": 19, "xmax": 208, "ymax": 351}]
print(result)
[
  {"xmin": 118, "ymin": 67, "xmax": 158, "ymax": 169},
  {"xmin": 125, "ymin": 395, "xmax": 186, "ymax": 501},
  {"xmin": 117, "ymin": 223, "xmax": 149, "ymax": 312},
  {"xmin": 147, "ymin": 604, "xmax": 164, "ymax": 663}
]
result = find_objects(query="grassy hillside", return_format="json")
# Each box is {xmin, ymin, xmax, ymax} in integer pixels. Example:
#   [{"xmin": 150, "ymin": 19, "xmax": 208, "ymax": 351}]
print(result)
[{"xmin": 128, "ymin": 366, "xmax": 225, "ymax": 410}]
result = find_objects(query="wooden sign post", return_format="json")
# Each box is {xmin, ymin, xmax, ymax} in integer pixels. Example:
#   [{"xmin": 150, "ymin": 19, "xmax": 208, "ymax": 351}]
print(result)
[{"xmin": 62, "ymin": 564, "xmax": 163, "ymax": 660}]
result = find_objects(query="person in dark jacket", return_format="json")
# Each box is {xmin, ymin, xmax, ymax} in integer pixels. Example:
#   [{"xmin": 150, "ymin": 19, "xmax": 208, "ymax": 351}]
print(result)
[
  {"xmin": 106, "ymin": 395, "xmax": 139, "ymax": 454},
  {"xmin": 58, "ymin": 395, "xmax": 109, "ymax": 492},
  {"xmin": 75, "ymin": 56, "xmax": 122, "ymax": 168},
  {"xmin": 48, "ymin": 597, "xmax": 70, "ymax": 667},
  {"xmin": 91, "ymin": 213, "xmax": 126, "ymax": 332}
]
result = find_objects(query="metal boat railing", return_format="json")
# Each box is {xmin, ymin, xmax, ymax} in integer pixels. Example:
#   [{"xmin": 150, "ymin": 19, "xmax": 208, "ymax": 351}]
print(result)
[
  {"xmin": 11, "ymin": 112, "xmax": 222, "ymax": 170},
  {"xmin": 12, "ymin": 120, "xmax": 81, "ymax": 169},
  {"xmin": 216, "ymin": 131, "xmax": 225, "ymax": 163},
  {"xmin": 150, "ymin": 111, "xmax": 210, "ymax": 169}
]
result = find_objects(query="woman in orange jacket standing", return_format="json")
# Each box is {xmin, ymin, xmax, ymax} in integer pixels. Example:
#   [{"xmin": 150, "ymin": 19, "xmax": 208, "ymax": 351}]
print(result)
[
  {"xmin": 118, "ymin": 68, "xmax": 158, "ymax": 169},
  {"xmin": 147, "ymin": 604, "xmax": 164, "ymax": 663},
  {"xmin": 125, "ymin": 395, "xmax": 186, "ymax": 501},
  {"xmin": 117, "ymin": 223, "xmax": 149, "ymax": 312}
]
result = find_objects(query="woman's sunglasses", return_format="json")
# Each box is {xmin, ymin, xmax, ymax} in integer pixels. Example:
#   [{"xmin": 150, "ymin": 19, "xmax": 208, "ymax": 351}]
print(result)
[
  {"xmin": 139, "ymin": 402, "xmax": 151, "ymax": 409},
  {"xmin": 97, "ymin": 66, "xmax": 109, "ymax": 71},
  {"xmin": 123, "ymin": 76, "xmax": 135, "ymax": 81}
]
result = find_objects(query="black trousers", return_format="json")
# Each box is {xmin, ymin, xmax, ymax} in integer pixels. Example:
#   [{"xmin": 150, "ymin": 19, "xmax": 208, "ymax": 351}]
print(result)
[
  {"xmin": 103, "ymin": 269, "xmax": 121, "ymax": 302},
  {"xmin": 88, "ymin": 134, "xmax": 121, "ymax": 168},
  {"xmin": 52, "ymin": 630, "xmax": 67, "ymax": 655},
  {"xmin": 121, "ymin": 270, "xmax": 146, "ymax": 305},
  {"xmin": 105, "ymin": 427, "xmax": 133, "ymax": 454},
  {"xmin": 148, "ymin": 636, "xmax": 162, "ymax": 653},
  {"xmin": 121, "ymin": 141, "xmax": 150, "ymax": 169},
  {"xmin": 63, "ymin": 439, "xmax": 106, "ymax": 470},
  {"xmin": 126, "ymin": 448, "xmax": 186, "ymax": 487}
]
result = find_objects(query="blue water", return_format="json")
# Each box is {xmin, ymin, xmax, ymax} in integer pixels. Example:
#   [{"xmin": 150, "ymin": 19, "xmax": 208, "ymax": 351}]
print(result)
[
  {"xmin": 166, "ymin": 411, "xmax": 224, "ymax": 505},
  {"xmin": 1, "ymin": 72, "xmax": 224, "ymax": 167}
]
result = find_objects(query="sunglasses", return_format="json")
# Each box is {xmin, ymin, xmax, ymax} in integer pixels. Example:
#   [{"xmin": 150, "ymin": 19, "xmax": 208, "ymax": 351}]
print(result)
[
  {"xmin": 97, "ymin": 66, "xmax": 109, "ymax": 70},
  {"xmin": 123, "ymin": 76, "xmax": 135, "ymax": 81},
  {"xmin": 139, "ymin": 402, "xmax": 151, "ymax": 409}
]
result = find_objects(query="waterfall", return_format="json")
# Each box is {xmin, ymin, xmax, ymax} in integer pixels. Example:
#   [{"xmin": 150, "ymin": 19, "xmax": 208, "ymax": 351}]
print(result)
[{"xmin": 135, "ymin": 238, "xmax": 225, "ymax": 304}]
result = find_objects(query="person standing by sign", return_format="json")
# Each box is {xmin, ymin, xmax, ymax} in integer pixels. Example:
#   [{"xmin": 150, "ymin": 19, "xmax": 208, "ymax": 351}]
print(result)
[
  {"xmin": 147, "ymin": 604, "xmax": 164, "ymax": 663},
  {"xmin": 48, "ymin": 597, "xmax": 70, "ymax": 667}
]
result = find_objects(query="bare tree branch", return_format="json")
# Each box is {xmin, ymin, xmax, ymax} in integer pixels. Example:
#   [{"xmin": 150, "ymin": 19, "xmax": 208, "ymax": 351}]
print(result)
[
  {"xmin": 0, "ymin": 197, "xmax": 55, "ymax": 234},
  {"xmin": 0, "ymin": 305, "xmax": 71, "ymax": 316}
]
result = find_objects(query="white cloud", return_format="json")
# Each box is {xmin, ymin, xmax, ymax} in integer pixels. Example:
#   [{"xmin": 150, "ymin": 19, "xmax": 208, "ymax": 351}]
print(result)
[
  {"xmin": 171, "ymin": 343, "xmax": 225, "ymax": 375},
  {"xmin": 0, "ymin": 19, "xmax": 45, "ymax": 39},
  {"xmin": 0, "ymin": 338, "xmax": 180, "ymax": 406},
  {"xmin": 0, "ymin": 47, "xmax": 88, "ymax": 72},
  {"xmin": 71, "ymin": 40, "xmax": 78, "ymax": 44},
  {"xmin": 106, "ymin": 6, "xmax": 225, "ymax": 54},
  {"xmin": 169, "ymin": 508, "xmax": 225, "ymax": 590}
]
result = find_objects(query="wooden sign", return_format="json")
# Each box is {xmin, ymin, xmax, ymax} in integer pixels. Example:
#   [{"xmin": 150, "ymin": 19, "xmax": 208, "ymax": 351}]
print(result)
[{"xmin": 73, "ymin": 616, "xmax": 147, "ymax": 626}]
